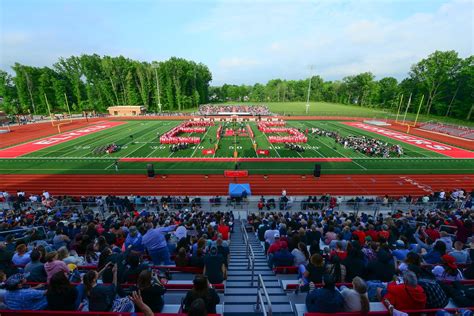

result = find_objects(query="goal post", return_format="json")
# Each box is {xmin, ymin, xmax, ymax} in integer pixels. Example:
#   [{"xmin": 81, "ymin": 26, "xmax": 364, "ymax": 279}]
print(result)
[{"xmin": 44, "ymin": 93, "xmax": 73, "ymax": 133}]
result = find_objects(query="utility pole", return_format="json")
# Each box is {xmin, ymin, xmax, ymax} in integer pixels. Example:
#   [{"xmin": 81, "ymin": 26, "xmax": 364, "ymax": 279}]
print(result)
[
  {"xmin": 306, "ymin": 65, "xmax": 315, "ymax": 114},
  {"xmin": 152, "ymin": 63, "xmax": 162, "ymax": 113}
]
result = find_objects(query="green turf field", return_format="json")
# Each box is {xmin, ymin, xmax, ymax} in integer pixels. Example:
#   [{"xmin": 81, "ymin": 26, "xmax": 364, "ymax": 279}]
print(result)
[{"xmin": 0, "ymin": 119, "xmax": 473, "ymax": 175}]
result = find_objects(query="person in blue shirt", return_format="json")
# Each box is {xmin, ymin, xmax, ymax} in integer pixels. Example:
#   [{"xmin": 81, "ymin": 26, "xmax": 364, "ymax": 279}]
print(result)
[
  {"xmin": 3, "ymin": 273, "xmax": 48, "ymax": 310},
  {"xmin": 142, "ymin": 222, "xmax": 177, "ymax": 265},
  {"xmin": 269, "ymin": 245, "xmax": 294, "ymax": 268},
  {"xmin": 392, "ymin": 240, "xmax": 410, "ymax": 261},
  {"xmin": 124, "ymin": 226, "xmax": 144, "ymax": 253},
  {"xmin": 423, "ymin": 241, "xmax": 446, "ymax": 265},
  {"xmin": 306, "ymin": 275, "xmax": 344, "ymax": 313}
]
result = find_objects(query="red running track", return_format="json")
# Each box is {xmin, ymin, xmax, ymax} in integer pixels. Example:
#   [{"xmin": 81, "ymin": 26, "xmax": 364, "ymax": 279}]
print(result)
[
  {"xmin": 120, "ymin": 157, "xmax": 352, "ymax": 163},
  {"xmin": 0, "ymin": 118, "xmax": 107, "ymax": 149},
  {"xmin": 1, "ymin": 174, "xmax": 472, "ymax": 196}
]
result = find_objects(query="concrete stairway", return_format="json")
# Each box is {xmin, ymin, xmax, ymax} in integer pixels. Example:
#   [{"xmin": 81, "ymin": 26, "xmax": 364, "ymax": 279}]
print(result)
[{"xmin": 224, "ymin": 221, "xmax": 293, "ymax": 316}]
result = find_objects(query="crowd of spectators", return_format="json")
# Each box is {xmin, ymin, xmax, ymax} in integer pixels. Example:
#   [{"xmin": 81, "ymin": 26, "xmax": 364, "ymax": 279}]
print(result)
[
  {"xmin": 248, "ymin": 199, "xmax": 474, "ymax": 314},
  {"xmin": 198, "ymin": 105, "xmax": 271, "ymax": 116},
  {"xmin": 0, "ymin": 190, "xmax": 234, "ymax": 314},
  {"xmin": 311, "ymin": 127, "xmax": 404, "ymax": 157}
]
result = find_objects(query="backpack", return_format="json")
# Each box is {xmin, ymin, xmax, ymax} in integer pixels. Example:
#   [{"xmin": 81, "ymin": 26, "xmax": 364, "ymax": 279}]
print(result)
[{"xmin": 418, "ymin": 278, "xmax": 449, "ymax": 308}]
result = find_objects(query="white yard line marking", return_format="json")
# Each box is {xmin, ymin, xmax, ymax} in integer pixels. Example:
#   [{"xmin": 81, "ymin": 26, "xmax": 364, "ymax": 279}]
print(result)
[{"xmin": 190, "ymin": 127, "xmax": 211, "ymax": 158}]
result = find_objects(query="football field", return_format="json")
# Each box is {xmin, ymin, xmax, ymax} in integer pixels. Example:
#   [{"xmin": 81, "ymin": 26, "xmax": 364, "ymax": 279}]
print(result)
[{"xmin": 0, "ymin": 119, "xmax": 473, "ymax": 175}]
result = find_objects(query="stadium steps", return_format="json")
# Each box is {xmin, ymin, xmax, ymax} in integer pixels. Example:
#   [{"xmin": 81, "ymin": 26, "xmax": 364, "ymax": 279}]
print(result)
[
  {"xmin": 224, "ymin": 221, "xmax": 293, "ymax": 316},
  {"xmin": 1, "ymin": 174, "xmax": 473, "ymax": 196}
]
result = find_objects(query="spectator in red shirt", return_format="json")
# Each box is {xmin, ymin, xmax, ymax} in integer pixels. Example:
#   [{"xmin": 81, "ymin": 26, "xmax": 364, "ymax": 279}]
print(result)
[
  {"xmin": 424, "ymin": 224, "xmax": 440, "ymax": 242},
  {"xmin": 267, "ymin": 233, "xmax": 288, "ymax": 255},
  {"xmin": 217, "ymin": 220, "xmax": 229, "ymax": 241},
  {"xmin": 381, "ymin": 270, "xmax": 426, "ymax": 311},
  {"xmin": 330, "ymin": 241, "xmax": 347, "ymax": 261},
  {"xmin": 353, "ymin": 227, "xmax": 366, "ymax": 246},
  {"xmin": 378, "ymin": 225, "xmax": 390, "ymax": 241},
  {"xmin": 365, "ymin": 225, "xmax": 378, "ymax": 242}
]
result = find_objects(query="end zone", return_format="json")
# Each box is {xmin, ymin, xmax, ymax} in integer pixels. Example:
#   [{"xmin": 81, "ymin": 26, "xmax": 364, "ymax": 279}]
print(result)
[
  {"xmin": 0, "ymin": 121, "xmax": 126, "ymax": 158},
  {"xmin": 343, "ymin": 122, "xmax": 474, "ymax": 159}
]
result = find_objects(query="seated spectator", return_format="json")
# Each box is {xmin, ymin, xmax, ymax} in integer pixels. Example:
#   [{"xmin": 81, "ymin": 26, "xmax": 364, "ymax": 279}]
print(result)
[
  {"xmin": 44, "ymin": 251, "xmax": 69, "ymax": 283},
  {"xmin": 3, "ymin": 273, "xmax": 47, "ymax": 310},
  {"xmin": 270, "ymin": 244, "xmax": 294, "ymax": 268},
  {"xmin": 324, "ymin": 226, "xmax": 337, "ymax": 245},
  {"xmin": 203, "ymin": 246, "xmax": 226, "ymax": 284},
  {"xmin": 329, "ymin": 241, "xmax": 347, "ymax": 261},
  {"xmin": 340, "ymin": 276, "xmax": 369, "ymax": 313},
  {"xmin": 326, "ymin": 254, "xmax": 346, "ymax": 283},
  {"xmin": 84, "ymin": 243, "xmax": 99, "ymax": 265},
  {"xmin": 124, "ymin": 226, "xmax": 144, "ymax": 253},
  {"xmin": 342, "ymin": 242, "xmax": 366, "ymax": 282},
  {"xmin": 306, "ymin": 275, "xmax": 344, "ymax": 313},
  {"xmin": 431, "ymin": 254, "xmax": 464, "ymax": 281},
  {"xmin": 392, "ymin": 240, "xmax": 410, "ymax": 261},
  {"xmin": 422, "ymin": 240, "xmax": 446, "ymax": 265},
  {"xmin": 188, "ymin": 298, "xmax": 208, "ymax": 316},
  {"xmin": 267, "ymin": 233, "xmax": 287, "ymax": 254},
  {"xmin": 24, "ymin": 249, "xmax": 43, "ymax": 274},
  {"xmin": 12, "ymin": 244, "xmax": 31, "ymax": 266},
  {"xmin": 52, "ymin": 229, "xmax": 70, "ymax": 250},
  {"xmin": 366, "ymin": 248, "xmax": 396, "ymax": 282},
  {"xmin": 291, "ymin": 242, "xmax": 309, "ymax": 267},
  {"xmin": 449, "ymin": 241, "xmax": 470, "ymax": 264},
  {"xmin": 25, "ymin": 249, "xmax": 47, "ymax": 282},
  {"xmin": 190, "ymin": 248, "xmax": 205, "ymax": 268},
  {"xmin": 382, "ymin": 270, "xmax": 427, "ymax": 311},
  {"xmin": 83, "ymin": 263, "xmax": 118, "ymax": 311},
  {"xmin": 407, "ymin": 261, "xmax": 449, "ymax": 309},
  {"xmin": 135, "ymin": 270, "xmax": 166, "ymax": 312},
  {"xmin": 122, "ymin": 253, "xmax": 146, "ymax": 283},
  {"xmin": 175, "ymin": 247, "xmax": 190, "ymax": 266},
  {"xmin": 46, "ymin": 271, "xmax": 78, "ymax": 310},
  {"xmin": 300, "ymin": 254, "xmax": 326, "ymax": 290},
  {"xmin": 183, "ymin": 275, "xmax": 220, "ymax": 314},
  {"xmin": 57, "ymin": 246, "xmax": 84, "ymax": 265}
]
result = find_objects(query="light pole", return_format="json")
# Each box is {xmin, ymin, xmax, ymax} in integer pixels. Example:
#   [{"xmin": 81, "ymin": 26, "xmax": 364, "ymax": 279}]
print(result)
[
  {"xmin": 152, "ymin": 63, "xmax": 162, "ymax": 113},
  {"xmin": 305, "ymin": 65, "xmax": 315, "ymax": 114}
]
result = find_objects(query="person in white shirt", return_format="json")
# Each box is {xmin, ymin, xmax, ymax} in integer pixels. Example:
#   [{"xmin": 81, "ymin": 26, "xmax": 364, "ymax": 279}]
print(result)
[
  {"xmin": 340, "ymin": 276, "xmax": 370, "ymax": 313},
  {"xmin": 42, "ymin": 191, "xmax": 50, "ymax": 199},
  {"xmin": 435, "ymin": 231, "xmax": 453, "ymax": 252},
  {"xmin": 449, "ymin": 241, "xmax": 470, "ymax": 264}
]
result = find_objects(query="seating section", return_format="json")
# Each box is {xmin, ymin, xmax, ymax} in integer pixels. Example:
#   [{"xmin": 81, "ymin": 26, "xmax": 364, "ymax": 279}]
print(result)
[
  {"xmin": 420, "ymin": 122, "xmax": 474, "ymax": 140},
  {"xmin": 0, "ymin": 191, "xmax": 473, "ymax": 316}
]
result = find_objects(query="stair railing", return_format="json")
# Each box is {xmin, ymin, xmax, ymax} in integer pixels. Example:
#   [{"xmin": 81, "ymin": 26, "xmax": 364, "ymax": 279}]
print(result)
[
  {"xmin": 254, "ymin": 274, "xmax": 273, "ymax": 316},
  {"xmin": 241, "ymin": 220, "xmax": 256, "ymax": 285}
]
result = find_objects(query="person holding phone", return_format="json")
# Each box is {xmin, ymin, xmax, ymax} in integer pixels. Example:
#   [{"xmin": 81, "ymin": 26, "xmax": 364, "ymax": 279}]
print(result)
[{"xmin": 132, "ymin": 269, "xmax": 166, "ymax": 312}]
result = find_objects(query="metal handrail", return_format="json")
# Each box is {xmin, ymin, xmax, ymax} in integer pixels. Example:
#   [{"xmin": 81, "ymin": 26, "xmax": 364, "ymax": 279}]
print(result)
[
  {"xmin": 248, "ymin": 245, "xmax": 255, "ymax": 286},
  {"xmin": 241, "ymin": 220, "xmax": 256, "ymax": 286},
  {"xmin": 255, "ymin": 274, "xmax": 273, "ymax": 316}
]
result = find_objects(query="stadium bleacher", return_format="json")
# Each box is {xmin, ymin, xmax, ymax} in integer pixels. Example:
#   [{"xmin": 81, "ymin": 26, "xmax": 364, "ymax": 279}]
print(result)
[
  {"xmin": 0, "ymin": 190, "xmax": 472, "ymax": 316},
  {"xmin": 420, "ymin": 122, "xmax": 474, "ymax": 140}
]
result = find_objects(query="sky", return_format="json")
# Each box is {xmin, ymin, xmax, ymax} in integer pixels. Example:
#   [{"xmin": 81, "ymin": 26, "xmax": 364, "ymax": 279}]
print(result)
[{"xmin": 0, "ymin": 0, "xmax": 472, "ymax": 85}]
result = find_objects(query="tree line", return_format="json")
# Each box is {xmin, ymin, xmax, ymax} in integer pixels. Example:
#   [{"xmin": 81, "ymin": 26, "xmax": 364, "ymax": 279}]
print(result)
[
  {"xmin": 0, "ymin": 55, "xmax": 212, "ymax": 115},
  {"xmin": 210, "ymin": 51, "xmax": 473, "ymax": 121}
]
